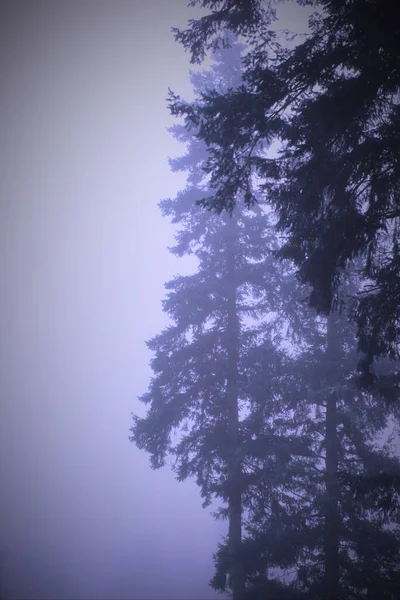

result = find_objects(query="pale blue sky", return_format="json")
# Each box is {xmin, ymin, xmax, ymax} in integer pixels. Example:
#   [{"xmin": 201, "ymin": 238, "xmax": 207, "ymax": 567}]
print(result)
[{"xmin": 0, "ymin": 2, "xmax": 224, "ymax": 598}]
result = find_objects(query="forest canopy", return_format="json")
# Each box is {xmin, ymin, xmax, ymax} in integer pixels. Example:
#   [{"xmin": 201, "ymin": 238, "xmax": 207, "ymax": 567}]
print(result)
[
  {"xmin": 169, "ymin": 0, "xmax": 400, "ymax": 386},
  {"xmin": 131, "ymin": 3, "xmax": 400, "ymax": 600}
]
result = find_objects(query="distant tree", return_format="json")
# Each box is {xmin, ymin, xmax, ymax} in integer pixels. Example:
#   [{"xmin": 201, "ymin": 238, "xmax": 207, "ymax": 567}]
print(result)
[
  {"xmin": 132, "ymin": 19, "xmax": 400, "ymax": 599},
  {"xmin": 169, "ymin": 0, "xmax": 400, "ymax": 386},
  {"xmin": 230, "ymin": 306, "xmax": 400, "ymax": 600},
  {"xmin": 130, "ymin": 41, "xmax": 315, "ymax": 600},
  {"xmin": 293, "ymin": 311, "xmax": 400, "ymax": 599}
]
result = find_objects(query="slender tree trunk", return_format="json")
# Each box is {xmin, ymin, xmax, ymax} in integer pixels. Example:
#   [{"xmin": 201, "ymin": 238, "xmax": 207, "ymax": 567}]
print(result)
[
  {"xmin": 225, "ymin": 213, "xmax": 245, "ymax": 600},
  {"xmin": 323, "ymin": 314, "xmax": 341, "ymax": 599}
]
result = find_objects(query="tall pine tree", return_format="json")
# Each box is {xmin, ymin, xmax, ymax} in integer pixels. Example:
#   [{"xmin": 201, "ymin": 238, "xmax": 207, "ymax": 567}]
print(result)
[
  {"xmin": 132, "ymin": 21, "xmax": 400, "ymax": 598},
  {"xmin": 131, "ymin": 41, "xmax": 315, "ymax": 600}
]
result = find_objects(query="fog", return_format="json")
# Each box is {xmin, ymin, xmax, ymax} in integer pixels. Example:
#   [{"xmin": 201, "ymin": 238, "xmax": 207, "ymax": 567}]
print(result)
[{"xmin": 0, "ymin": 2, "xmax": 227, "ymax": 598}]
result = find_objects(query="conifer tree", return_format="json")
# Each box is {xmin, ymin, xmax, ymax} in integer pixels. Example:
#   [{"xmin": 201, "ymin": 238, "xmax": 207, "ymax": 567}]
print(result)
[
  {"xmin": 295, "ymin": 310, "xmax": 400, "ymax": 599},
  {"xmin": 131, "ymin": 41, "xmax": 315, "ymax": 600},
  {"xmin": 229, "ymin": 305, "xmax": 400, "ymax": 600},
  {"xmin": 169, "ymin": 0, "xmax": 400, "ymax": 385},
  {"xmin": 132, "ymin": 22, "xmax": 400, "ymax": 599}
]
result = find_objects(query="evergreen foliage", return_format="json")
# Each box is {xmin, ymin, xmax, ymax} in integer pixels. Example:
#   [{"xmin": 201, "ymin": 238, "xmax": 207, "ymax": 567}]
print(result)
[
  {"xmin": 131, "ymin": 17, "xmax": 400, "ymax": 600},
  {"xmin": 169, "ymin": 0, "xmax": 400, "ymax": 384},
  {"xmin": 211, "ymin": 307, "xmax": 400, "ymax": 600},
  {"xmin": 131, "ymin": 42, "xmax": 317, "ymax": 598}
]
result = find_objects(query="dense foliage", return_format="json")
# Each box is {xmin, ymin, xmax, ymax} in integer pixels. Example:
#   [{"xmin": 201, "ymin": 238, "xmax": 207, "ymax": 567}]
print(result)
[
  {"xmin": 131, "ymin": 43, "xmax": 316, "ymax": 598},
  {"xmin": 169, "ymin": 0, "xmax": 400, "ymax": 385},
  {"xmin": 131, "ymin": 34, "xmax": 400, "ymax": 600}
]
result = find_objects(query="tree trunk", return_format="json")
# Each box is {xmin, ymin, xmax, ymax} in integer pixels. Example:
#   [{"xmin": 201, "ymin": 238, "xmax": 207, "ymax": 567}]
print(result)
[
  {"xmin": 323, "ymin": 314, "xmax": 341, "ymax": 599},
  {"xmin": 225, "ymin": 213, "xmax": 245, "ymax": 600}
]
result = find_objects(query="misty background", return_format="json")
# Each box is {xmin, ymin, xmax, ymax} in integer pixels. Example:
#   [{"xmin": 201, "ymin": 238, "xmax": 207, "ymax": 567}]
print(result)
[
  {"xmin": 0, "ymin": 2, "xmax": 309, "ymax": 599},
  {"xmin": 0, "ymin": 1, "xmax": 221, "ymax": 598}
]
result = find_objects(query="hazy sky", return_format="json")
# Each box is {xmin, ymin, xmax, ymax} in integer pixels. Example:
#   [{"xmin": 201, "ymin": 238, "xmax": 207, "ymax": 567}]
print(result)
[
  {"xmin": 0, "ymin": 2, "xmax": 312, "ymax": 599},
  {"xmin": 0, "ymin": 2, "xmax": 227, "ymax": 598}
]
